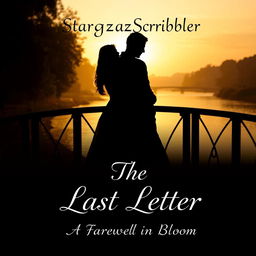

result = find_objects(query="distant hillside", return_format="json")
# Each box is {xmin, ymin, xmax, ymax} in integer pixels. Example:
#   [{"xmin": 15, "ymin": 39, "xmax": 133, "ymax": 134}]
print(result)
[
  {"xmin": 181, "ymin": 54, "xmax": 256, "ymax": 101},
  {"xmin": 150, "ymin": 73, "xmax": 186, "ymax": 88}
]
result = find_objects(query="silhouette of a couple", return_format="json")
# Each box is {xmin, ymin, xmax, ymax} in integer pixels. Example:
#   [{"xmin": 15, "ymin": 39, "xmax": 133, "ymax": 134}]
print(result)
[{"xmin": 86, "ymin": 32, "xmax": 169, "ymax": 174}]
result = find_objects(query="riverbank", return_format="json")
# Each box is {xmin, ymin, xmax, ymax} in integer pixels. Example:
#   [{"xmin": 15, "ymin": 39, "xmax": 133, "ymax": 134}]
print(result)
[
  {"xmin": 0, "ymin": 93, "xmax": 105, "ymax": 118},
  {"xmin": 215, "ymin": 87, "xmax": 256, "ymax": 103}
]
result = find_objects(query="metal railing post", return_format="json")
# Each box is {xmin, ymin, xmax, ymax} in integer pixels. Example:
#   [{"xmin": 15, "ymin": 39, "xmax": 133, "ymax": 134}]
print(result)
[
  {"xmin": 232, "ymin": 117, "xmax": 241, "ymax": 166},
  {"xmin": 192, "ymin": 113, "xmax": 200, "ymax": 166},
  {"xmin": 21, "ymin": 118, "xmax": 31, "ymax": 162},
  {"xmin": 73, "ymin": 113, "xmax": 82, "ymax": 164},
  {"xmin": 181, "ymin": 112, "xmax": 190, "ymax": 165},
  {"xmin": 31, "ymin": 117, "xmax": 40, "ymax": 162}
]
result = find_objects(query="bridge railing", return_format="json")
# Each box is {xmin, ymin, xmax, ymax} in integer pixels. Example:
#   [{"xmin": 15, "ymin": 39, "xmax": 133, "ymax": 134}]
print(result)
[
  {"xmin": 1, "ymin": 106, "xmax": 256, "ymax": 166},
  {"xmin": 157, "ymin": 106, "xmax": 256, "ymax": 166}
]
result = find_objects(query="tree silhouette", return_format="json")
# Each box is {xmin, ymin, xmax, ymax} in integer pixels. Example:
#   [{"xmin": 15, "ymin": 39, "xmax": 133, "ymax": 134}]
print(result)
[
  {"xmin": 75, "ymin": 58, "xmax": 96, "ymax": 95},
  {"xmin": 182, "ymin": 65, "xmax": 220, "ymax": 88},
  {"xmin": 217, "ymin": 60, "xmax": 239, "ymax": 88},
  {"xmin": 237, "ymin": 55, "xmax": 256, "ymax": 89},
  {"xmin": 0, "ymin": 0, "xmax": 83, "ymax": 105}
]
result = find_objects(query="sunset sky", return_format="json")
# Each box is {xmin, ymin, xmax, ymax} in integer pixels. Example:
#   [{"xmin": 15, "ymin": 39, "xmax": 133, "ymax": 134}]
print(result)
[{"xmin": 62, "ymin": 0, "xmax": 256, "ymax": 76}]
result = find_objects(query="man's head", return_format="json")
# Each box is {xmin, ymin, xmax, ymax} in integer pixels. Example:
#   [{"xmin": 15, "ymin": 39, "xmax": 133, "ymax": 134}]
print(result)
[{"xmin": 126, "ymin": 32, "xmax": 148, "ymax": 58}]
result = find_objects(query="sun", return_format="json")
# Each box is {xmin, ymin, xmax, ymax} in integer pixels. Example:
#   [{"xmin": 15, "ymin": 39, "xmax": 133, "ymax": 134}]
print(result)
[
  {"xmin": 113, "ymin": 35, "xmax": 155, "ymax": 64},
  {"xmin": 85, "ymin": 34, "xmax": 156, "ymax": 68},
  {"xmin": 140, "ymin": 41, "xmax": 155, "ymax": 64},
  {"xmin": 113, "ymin": 36, "xmax": 127, "ymax": 54}
]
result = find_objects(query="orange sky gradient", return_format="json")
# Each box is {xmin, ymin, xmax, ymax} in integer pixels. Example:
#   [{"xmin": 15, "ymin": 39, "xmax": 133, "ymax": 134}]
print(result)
[{"xmin": 62, "ymin": 0, "xmax": 256, "ymax": 76}]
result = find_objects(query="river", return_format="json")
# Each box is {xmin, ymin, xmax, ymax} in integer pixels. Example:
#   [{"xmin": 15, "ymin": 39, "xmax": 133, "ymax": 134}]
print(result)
[{"xmin": 51, "ymin": 89, "xmax": 256, "ymax": 165}]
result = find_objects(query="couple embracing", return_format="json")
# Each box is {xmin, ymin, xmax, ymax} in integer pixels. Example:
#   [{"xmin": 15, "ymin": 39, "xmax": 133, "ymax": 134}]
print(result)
[{"xmin": 86, "ymin": 32, "xmax": 170, "ymax": 175}]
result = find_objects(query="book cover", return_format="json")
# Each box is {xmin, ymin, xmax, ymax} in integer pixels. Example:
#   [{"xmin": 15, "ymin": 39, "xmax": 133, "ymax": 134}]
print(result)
[{"xmin": 0, "ymin": 0, "xmax": 255, "ymax": 250}]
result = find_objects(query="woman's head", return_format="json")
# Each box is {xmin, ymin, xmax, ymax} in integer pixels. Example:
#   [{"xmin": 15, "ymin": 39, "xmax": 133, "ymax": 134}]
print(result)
[{"xmin": 95, "ymin": 45, "xmax": 119, "ymax": 95}]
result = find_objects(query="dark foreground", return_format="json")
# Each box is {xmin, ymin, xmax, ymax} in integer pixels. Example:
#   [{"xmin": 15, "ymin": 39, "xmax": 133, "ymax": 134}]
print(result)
[{"xmin": 0, "ymin": 162, "xmax": 255, "ymax": 252}]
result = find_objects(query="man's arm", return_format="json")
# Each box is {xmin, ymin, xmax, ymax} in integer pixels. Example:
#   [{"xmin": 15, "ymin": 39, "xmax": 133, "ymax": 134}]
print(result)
[{"xmin": 140, "ymin": 61, "xmax": 157, "ymax": 104}]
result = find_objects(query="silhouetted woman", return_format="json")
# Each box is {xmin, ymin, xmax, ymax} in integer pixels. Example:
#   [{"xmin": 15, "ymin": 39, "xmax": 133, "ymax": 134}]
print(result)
[
  {"xmin": 94, "ymin": 44, "xmax": 119, "ymax": 96},
  {"xmin": 86, "ymin": 44, "xmax": 120, "ymax": 172}
]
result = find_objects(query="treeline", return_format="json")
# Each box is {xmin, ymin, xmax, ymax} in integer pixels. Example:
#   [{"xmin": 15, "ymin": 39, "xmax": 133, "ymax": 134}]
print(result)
[
  {"xmin": 182, "ymin": 65, "xmax": 221, "ymax": 88},
  {"xmin": 72, "ymin": 58, "xmax": 96, "ymax": 95},
  {"xmin": 0, "ymin": 0, "xmax": 83, "ymax": 106},
  {"xmin": 63, "ymin": 58, "xmax": 98, "ymax": 105},
  {"xmin": 182, "ymin": 54, "xmax": 256, "ymax": 100}
]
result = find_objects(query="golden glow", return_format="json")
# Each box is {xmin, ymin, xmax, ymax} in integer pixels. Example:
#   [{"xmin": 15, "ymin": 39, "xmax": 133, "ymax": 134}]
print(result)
[
  {"xmin": 112, "ymin": 36, "xmax": 155, "ymax": 63},
  {"xmin": 63, "ymin": 0, "xmax": 256, "ymax": 76}
]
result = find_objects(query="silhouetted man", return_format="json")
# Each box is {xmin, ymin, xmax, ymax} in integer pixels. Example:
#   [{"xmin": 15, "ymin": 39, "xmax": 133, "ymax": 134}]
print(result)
[
  {"xmin": 113, "ymin": 32, "xmax": 156, "ymax": 109},
  {"xmin": 110, "ymin": 32, "xmax": 169, "ymax": 172}
]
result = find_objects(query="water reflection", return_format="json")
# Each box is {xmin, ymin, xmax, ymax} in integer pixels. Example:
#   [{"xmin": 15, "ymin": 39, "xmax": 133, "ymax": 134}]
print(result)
[{"xmin": 51, "ymin": 89, "xmax": 256, "ymax": 165}]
